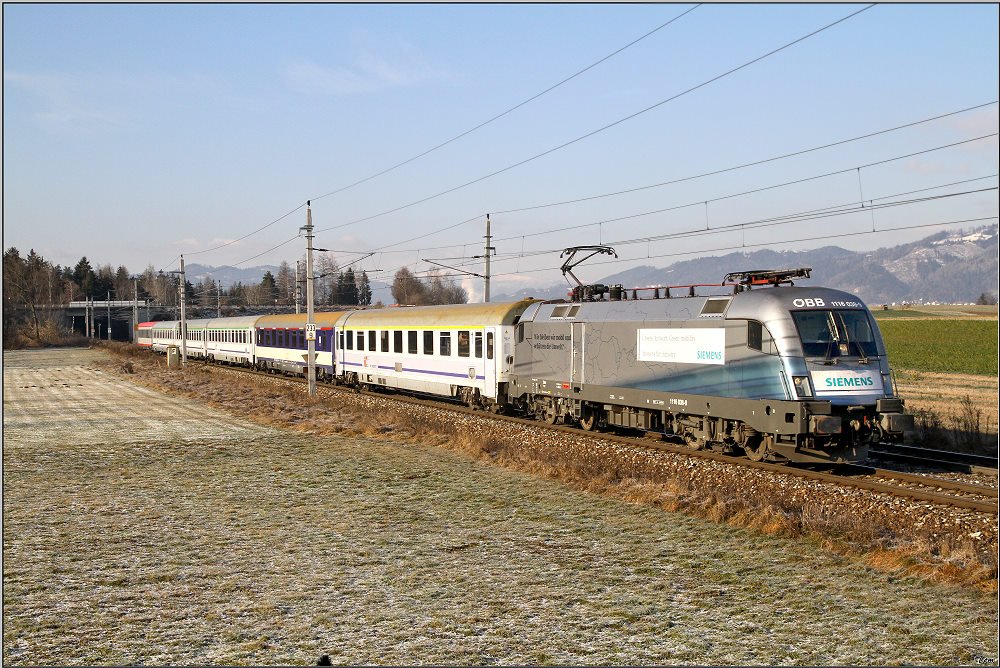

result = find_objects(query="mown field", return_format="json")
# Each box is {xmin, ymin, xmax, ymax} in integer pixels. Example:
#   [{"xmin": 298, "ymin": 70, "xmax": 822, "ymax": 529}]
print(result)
[
  {"xmin": 876, "ymin": 318, "xmax": 998, "ymax": 377},
  {"xmin": 4, "ymin": 348, "xmax": 998, "ymax": 666}
]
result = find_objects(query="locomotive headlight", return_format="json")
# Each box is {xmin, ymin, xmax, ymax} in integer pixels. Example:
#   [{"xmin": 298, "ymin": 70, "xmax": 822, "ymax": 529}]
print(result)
[{"xmin": 792, "ymin": 375, "xmax": 813, "ymax": 398}]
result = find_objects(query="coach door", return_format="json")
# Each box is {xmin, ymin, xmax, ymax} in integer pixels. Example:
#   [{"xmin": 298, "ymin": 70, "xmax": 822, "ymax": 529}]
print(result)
[{"xmin": 571, "ymin": 322, "xmax": 585, "ymax": 385}]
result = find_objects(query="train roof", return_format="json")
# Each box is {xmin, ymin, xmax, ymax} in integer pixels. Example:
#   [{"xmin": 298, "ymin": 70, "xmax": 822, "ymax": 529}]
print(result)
[
  {"xmin": 339, "ymin": 299, "xmax": 539, "ymax": 328},
  {"xmin": 524, "ymin": 286, "xmax": 870, "ymax": 324},
  {"xmin": 200, "ymin": 315, "xmax": 263, "ymax": 328},
  {"xmin": 256, "ymin": 311, "xmax": 350, "ymax": 329}
]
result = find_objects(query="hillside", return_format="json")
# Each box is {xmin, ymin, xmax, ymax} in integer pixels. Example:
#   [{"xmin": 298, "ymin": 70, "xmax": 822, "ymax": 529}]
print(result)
[{"xmin": 491, "ymin": 225, "xmax": 999, "ymax": 304}]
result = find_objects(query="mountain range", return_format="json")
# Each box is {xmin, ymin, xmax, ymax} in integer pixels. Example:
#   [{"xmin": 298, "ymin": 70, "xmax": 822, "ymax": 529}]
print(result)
[
  {"xmin": 491, "ymin": 225, "xmax": 999, "ymax": 305},
  {"xmin": 184, "ymin": 225, "xmax": 997, "ymax": 306}
]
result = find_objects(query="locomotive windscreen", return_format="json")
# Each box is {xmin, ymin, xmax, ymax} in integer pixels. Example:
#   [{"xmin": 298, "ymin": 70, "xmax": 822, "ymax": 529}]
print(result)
[{"xmin": 791, "ymin": 309, "xmax": 878, "ymax": 358}]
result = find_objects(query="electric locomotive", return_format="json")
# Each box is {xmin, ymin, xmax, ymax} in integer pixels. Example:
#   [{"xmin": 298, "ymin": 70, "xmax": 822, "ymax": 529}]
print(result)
[{"xmin": 507, "ymin": 268, "xmax": 912, "ymax": 464}]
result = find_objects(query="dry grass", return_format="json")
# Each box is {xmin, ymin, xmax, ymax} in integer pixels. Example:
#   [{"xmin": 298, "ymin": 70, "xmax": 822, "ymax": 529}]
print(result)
[
  {"xmin": 94, "ymin": 343, "xmax": 999, "ymax": 593},
  {"xmin": 5, "ymin": 347, "xmax": 999, "ymax": 666},
  {"xmin": 895, "ymin": 370, "xmax": 998, "ymax": 455}
]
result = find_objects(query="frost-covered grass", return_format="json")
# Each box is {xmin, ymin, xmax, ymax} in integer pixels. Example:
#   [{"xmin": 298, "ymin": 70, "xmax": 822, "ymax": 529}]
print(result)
[{"xmin": 4, "ymin": 349, "xmax": 998, "ymax": 666}]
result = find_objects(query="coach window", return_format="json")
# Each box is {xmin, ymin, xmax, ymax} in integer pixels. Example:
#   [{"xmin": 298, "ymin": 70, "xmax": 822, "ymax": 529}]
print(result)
[
  {"xmin": 408, "ymin": 330, "xmax": 418, "ymax": 354},
  {"xmin": 346, "ymin": 331, "xmax": 354, "ymax": 350},
  {"xmin": 458, "ymin": 330, "xmax": 470, "ymax": 357},
  {"xmin": 393, "ymin": 330, "xmax": 403, "ymax": 353},
  {"xmin": 474, "ymin": 332, "xmax": 483, "ymax": 358},
  {"xmin": 486, "ymin": 332, "xmax": 494, "ymax": 360},
  {"xmin": 440, "ymin": 331, "xmax": 452, "ymax": 356},
  {"xmin": 423, "ymin": 331, "xmax": 434, "ymax": 355},
  {"xmin": 355, "ymin": 331, "xmax": 364, "ymax": 351},
  {"xmin": 380, "ymin": 330, "xmax": 389, "ymax": 353}
]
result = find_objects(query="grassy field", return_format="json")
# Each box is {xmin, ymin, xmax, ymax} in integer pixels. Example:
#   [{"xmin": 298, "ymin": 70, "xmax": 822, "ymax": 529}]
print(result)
[
  {"xmin": 872, "ymin": 305, "xmax": 998, "ymax": 320},
  {"xmin": 4, "ymin": 348, "xmax": 997, "ymax": 666},
  {"xmin": 877, "ymin": 319, "xmax": 998, "ymax": 376}
]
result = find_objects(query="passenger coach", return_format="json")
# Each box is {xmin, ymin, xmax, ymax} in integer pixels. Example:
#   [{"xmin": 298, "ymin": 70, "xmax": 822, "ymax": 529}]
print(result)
[
  {"xmin": 255, "ymin": 312, "xmax": 347, "ymax": 380},
  {"xmin": 335, "ymin": 300, "xmax": 538, "ymax": 409}
]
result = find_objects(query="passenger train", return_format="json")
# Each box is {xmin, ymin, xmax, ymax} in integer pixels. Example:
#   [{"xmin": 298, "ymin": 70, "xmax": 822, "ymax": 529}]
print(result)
[{"xmin": 137, "ymin": 268, "xmax": 913, "ymax": 464}]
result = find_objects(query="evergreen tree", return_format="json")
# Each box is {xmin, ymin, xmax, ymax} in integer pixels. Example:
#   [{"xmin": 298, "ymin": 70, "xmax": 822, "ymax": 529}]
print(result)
[
  {"xmin": 73, "ymin": 257, "xmax": 96, "ymax": 297},
  {"xmin": 260, "ymin": 271, "xmax": 278, "ymax": 303},
  {"xmin": 340, "ymin": 267, "xmax": 357, "ymax": 305},
  {"xmin": 357, "ymin": 271, "xmax": 373, "ymax": 306}
]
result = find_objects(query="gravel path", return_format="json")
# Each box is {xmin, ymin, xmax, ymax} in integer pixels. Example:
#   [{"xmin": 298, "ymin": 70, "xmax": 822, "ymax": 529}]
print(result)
[{"xmin": 3, "ymin": 348, "xmax": 998, "ymax": 666}]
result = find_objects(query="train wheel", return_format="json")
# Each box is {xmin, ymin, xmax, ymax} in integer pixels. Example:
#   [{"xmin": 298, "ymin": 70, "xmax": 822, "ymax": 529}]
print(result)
[
  {"xmin": 537, "ymin": 401, "xmax": 558, "ymax": 425},
  {"xmin": 743, "ymin": 435, "xmax": 771, "ymax": 462},
  {"xmin": 579, "ymin": 403, "xmax": 600, "ymax": 431}
]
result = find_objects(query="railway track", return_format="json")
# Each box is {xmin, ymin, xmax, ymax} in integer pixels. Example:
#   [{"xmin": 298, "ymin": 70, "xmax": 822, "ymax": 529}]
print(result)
[
  {"xmin": 182, "ymin": 359, "xmax": 1000, "ymax": 515},
  {"xmin": 868, "ymin": 443, "xmax": 998, "ymax": 476}
]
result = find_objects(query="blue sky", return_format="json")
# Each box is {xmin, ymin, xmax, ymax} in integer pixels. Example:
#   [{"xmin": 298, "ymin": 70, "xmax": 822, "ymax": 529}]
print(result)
[{"xmin": 4, "ymin": 3, "xmax": 998, "ymax": 302}]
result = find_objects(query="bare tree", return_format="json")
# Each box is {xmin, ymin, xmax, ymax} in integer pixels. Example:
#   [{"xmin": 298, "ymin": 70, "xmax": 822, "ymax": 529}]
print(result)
[
  {"xmin": 276, "ymin": 261, "xmax": 295, "ymax": 305},
  {"xmin": 316, "ymin": 252, "xmax": 340, "ymax": 305},
  {"xmin": 114, "ymin": 265, "xmax": 132, "ymax": 300},
  {"xmin": 391, "ymin": 267, "xmax": 428, "ymax": 305}
]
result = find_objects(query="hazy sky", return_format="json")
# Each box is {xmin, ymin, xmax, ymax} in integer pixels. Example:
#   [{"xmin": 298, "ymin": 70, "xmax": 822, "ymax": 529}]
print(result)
[{"xmin": 4, "ymin": 3, "xmax": 998, "ymax": 302}]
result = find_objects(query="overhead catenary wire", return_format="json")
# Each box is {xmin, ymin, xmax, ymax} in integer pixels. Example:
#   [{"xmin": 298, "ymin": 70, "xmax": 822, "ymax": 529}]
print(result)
[
  {"xmin": 348, "ymin": 173, "xmax": 999, "ymax": 285},
  {"xmin": 428, "ymin": 183, "xmax": 999, "ymax": 272},
  {"xmin": 362, "ymin": 129, "xmax": 998, "ymax": 262},
  {"xmin": 462, "ymin": 173, "xmax": 1000, "ymax": 266},
  {"xmin": 307, "ymin": 5, "xmax": 702, "ymax": 205},
  {"xmin": 359, "ymin": 101, "xmax": 998, "ymax": 256},
  {"xmin": 477, "ymin": 216, "xmax": 1000, "ymax": 281},
  {"xmin": 158, "ymin": 11, "xmax": 699, "ymax": 273},
  {"xmin": 315, "ymin": 4, "xmax": 876, "ymax": 236}
]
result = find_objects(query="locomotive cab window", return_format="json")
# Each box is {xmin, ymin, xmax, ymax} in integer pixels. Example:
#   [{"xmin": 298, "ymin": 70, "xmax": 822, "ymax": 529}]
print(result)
[
  {"xmin": 747, "ymin": 321, "xmax": 778, "ymax": 355},
  {"xmin": 792, "ymin": 309, "xmax": 877, "ymax": 358}
]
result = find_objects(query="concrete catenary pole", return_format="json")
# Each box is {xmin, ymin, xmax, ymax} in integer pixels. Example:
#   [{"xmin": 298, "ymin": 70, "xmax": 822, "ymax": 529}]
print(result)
[
  {"xmin": 179, "ymin": 255, "xmax": 187, "ymax": 365},
  {"xmin": 305, "ymin": 203, "xmax": 317, "ymax": 397},
  {"xmin": 484, "ymin": 214, "xmax": 492, "ymax": 303},
  {"xmin": 107, "ymin": 291, "xmax": 112, "ymax": 341},
  {"xmin": 133, "ymin": 279, "xmax": 139, "ymax": 343}
]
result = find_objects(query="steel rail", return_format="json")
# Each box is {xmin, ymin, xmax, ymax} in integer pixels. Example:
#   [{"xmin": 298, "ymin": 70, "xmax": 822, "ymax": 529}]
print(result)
[{"xmin": 174, "ymin": 357, "xmax": 999, "ymax": 515}]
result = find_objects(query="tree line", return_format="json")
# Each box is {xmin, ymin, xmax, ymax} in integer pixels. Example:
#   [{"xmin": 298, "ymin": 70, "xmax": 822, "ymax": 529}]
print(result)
[{"xmin": 4, "ymin": 247, "xmax": 469, "ymax": 340}]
